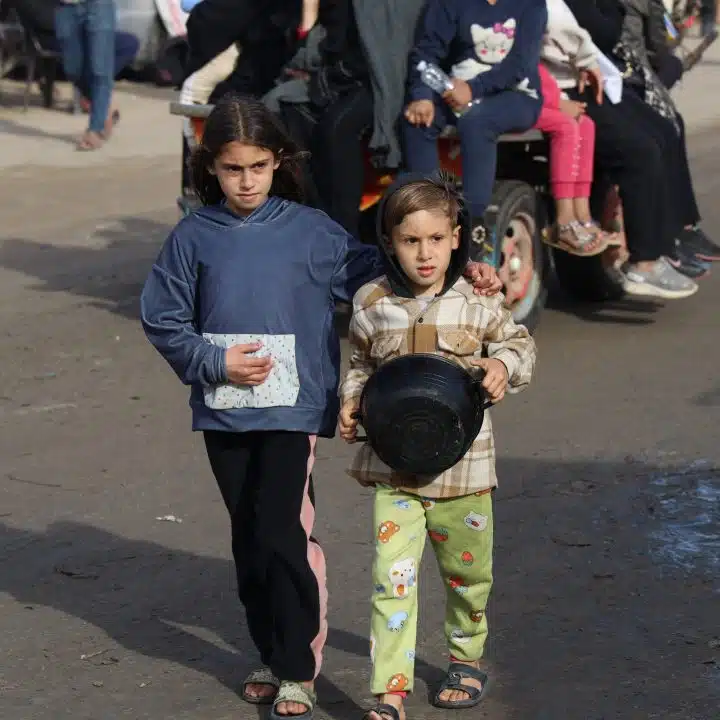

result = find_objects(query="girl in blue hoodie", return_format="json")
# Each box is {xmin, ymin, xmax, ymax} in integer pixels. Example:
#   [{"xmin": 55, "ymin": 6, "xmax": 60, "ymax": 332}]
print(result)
[
  {"xmin": 140, "ymin": 94, "xmax": 501, "ymax": 719},
  {"xmin": 404, "ymin": 0, "xmax": 547, "ymax": 260}
]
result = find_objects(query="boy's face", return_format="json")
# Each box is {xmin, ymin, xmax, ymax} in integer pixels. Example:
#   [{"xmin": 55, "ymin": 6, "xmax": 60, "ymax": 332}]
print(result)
[{"xmin": 390, "ymin": 209, "xmax": 460, "ymax": 296}]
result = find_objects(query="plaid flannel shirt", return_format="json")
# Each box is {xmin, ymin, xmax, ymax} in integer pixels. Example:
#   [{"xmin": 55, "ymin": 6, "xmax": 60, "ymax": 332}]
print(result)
[{"xmin": 339, "ymin": 276, "xmax": 537, "ymax": 499}]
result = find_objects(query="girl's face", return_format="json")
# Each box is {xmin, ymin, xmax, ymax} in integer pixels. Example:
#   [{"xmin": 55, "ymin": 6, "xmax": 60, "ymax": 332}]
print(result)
[{"xmin": 211, "ymin": 141, "xmax": 280, "ymax": 216}]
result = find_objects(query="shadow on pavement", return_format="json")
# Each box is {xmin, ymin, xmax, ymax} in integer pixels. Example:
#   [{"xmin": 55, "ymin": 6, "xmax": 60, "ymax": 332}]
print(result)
[{"xmin": 0, "ymin": 457, "xmax": 717, "ymax": 718}]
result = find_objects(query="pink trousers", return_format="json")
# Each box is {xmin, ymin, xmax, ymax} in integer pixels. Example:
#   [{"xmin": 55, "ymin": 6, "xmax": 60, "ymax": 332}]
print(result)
[{"xmin": 535, "ymin": 107, "xmax": 595, "ymax": 200}]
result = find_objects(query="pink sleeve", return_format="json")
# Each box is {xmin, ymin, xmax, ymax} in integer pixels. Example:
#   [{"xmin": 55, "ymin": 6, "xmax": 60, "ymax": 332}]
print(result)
[{"xmin": 538, "ymin": 64, "xmax": 561, "ymax": 109}]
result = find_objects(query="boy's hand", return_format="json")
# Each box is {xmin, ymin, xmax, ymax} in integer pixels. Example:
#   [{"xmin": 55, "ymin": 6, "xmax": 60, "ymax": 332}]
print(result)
[
  {"xmin": 442, "ymin": 78, "xmax": 473, "ymax": 111},
  {"xmin": 466, "ymin": 262, "xmax": 503, "ymax": 296},
  {"xmin": 559, "ymin": 97, "xmax": 586, "ymax": 119},
  {"xmin": 339, "ymin": 400, "xmax": 360, "ymax": 443},
  {"xmin": 472, "ymin": 358, "xmax": 509, "ymax": 403},
  {"xmin": 225, "ymin": 342, "xmax": 273, "ymax": 386},
  {"xmin": 405, "ymin": 99, "xmax": 435, "ymax": 127}
]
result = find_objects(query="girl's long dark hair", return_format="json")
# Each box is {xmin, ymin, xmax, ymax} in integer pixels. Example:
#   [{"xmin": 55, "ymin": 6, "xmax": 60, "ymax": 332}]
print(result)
[{"xmin": 189, "ymin": 93, "xmax": 308, "ymax": 206}]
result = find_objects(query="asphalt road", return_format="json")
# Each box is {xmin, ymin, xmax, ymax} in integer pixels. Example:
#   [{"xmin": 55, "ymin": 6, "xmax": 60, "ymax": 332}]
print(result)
[{"xmin": 0, "ymin": 126, "xmax": 718, "ymax": 720}]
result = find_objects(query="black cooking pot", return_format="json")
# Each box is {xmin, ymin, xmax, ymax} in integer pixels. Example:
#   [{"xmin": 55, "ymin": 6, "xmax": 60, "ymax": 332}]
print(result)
[{"xmin": 355, "ymin": 354, "xmax": 492, "ymax": 475}]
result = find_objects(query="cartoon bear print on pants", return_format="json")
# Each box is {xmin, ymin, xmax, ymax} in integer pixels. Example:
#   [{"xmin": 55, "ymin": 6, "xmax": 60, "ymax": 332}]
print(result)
[
  {"xmin": 377, "ymin": 520, "xmax": 400, "ymax": 544},
  {"xmin": 388, "ymin": 558, "xmax": 416, "ymax": 598},
  {"xmin": 386, "ymin": 673, "xmax": 410, "ymax": 692}
]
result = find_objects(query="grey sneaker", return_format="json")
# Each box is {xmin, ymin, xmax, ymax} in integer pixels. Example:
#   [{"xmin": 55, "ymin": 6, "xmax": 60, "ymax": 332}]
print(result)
[{"xmin": 622, "ymin": 257, "xmax": 698, "ymax": 299}]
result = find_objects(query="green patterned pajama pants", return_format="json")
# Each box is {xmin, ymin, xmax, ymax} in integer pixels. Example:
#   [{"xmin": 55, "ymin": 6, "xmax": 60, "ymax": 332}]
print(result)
[{"xmin": 369, "ymin": 485, "xmax": 494, "ymax": 695}]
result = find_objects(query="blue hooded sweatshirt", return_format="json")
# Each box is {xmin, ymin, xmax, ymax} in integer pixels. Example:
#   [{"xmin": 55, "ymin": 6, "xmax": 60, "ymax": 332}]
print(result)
[
  {"xmin": 408, "ymin": 0, "xmax": 547, "ymax": 103},
  {"xmin": 140, "ymin": 197, "xmax": 384, "ymax": 437}
]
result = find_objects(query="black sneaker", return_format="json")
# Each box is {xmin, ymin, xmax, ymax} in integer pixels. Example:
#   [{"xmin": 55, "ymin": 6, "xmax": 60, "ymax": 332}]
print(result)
[
  {"xmin": 668, "ymin": 238, "xmax": 710, "ymax": 279},
  {"xmin": 679, "ymin": 226, "xmax": 720, "ymax": 262}
]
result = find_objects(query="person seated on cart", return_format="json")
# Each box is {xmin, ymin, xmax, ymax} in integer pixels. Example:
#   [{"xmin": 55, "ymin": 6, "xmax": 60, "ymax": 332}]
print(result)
[{"xmin": 403, "ymin": 0, "xmax": 547, "ymax": 265}]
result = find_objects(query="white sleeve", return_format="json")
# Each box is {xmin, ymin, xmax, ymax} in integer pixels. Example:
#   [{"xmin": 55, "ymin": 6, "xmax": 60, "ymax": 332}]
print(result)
[{"xmin": 545, "ymin": 0, "xmax": 600, "ymax": 69}]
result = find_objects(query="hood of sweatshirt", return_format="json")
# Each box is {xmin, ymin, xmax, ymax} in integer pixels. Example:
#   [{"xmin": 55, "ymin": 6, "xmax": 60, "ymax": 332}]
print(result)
[{"xmin": 374, "ymin": 172, "xmax": 471, "ymax": 299}]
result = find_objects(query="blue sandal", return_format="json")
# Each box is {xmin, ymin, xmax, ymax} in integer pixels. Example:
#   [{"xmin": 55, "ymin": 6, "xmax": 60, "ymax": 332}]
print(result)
[{"xmin": 432, "ymin": 662, "xmax": 489, "ymax": 709}]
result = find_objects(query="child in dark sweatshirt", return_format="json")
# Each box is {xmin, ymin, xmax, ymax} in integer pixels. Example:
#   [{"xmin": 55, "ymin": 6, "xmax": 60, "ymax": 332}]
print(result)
[{"xmin": 403, "ymin": 0, "xmax": 547, "ymax": 260}]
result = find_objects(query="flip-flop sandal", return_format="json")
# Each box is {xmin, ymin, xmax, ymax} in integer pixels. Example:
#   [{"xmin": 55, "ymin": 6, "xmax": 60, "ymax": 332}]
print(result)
[
  {"xmin": 362, "ymin": 703, "xmax": 402, "ymax": 720},
  {"xmin": 76, "ymin": 131, "xmax": 104, "ymax": 151},
  {"xmin": 432, "ymin": 662, "xmax": 489, "ymax": 709},
  {"xmin": 268, "ymin": 680, "xmax": 316, "ymax": 720},
  {"xmin": 543, "ymin": 221, "xmax": 609, "ymax": 257},
  {"xmin": 241, "ymin": 667, "xmax": 280, "ymax": 705}
]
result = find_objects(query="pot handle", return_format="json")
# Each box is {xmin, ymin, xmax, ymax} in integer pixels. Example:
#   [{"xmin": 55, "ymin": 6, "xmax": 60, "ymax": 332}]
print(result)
[{"xmin": 350, "ymin": 411, "xmax": 368, "ymax": 443}]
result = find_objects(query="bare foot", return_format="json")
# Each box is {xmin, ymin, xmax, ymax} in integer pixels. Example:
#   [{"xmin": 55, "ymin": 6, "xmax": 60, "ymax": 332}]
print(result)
[
  {"xmin": 275, "ymin": 681, "xmax": 314, "ymax": 716},
  {"xmin": 243, "ymin": 681, "xmax": 277, "ymax": 702},
  {"xmin": 436, "ymin": 659, "xmax": 485, "ymax": 704},
  {"xmin": 366, "ymin": 693, "xmax": 406, "ymax": 720},
  {"xmin": 76, "ymin": 130, "xmax": 104, "ymax": 151}
]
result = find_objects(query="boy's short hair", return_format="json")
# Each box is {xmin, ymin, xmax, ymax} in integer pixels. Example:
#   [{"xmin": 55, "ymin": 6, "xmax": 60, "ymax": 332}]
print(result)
[{"xmin": 383, "ymin": 173, "xmax": 463, "ymax": 238}]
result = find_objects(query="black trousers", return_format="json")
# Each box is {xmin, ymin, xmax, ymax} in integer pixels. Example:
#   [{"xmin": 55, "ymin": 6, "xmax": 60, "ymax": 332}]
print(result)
[
  {"xmin": 281, "ymin": 85, "xmax": 374, "ymax": 238},
  {"xmin": 569, "ymin": 87, "xmax": 699, "ymax": 262},
  {"xmin": 204, "ymin": 430, "xmax": 327, "ymax": 682}
]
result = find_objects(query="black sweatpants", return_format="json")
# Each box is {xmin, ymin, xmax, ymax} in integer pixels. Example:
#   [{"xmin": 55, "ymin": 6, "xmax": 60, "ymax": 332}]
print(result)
[
  {"xmin": 569, "ymin": 87, "xmax": 699, "ymax": 263},
  {"xmin": 204, "ymin": 430, "xmax": 327, "ymax": 682}
]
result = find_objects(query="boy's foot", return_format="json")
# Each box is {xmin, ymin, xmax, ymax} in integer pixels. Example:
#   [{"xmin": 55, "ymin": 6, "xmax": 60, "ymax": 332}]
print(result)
[
  {"xmin": 363, "ymin": 694, "xmax": 406, "ymax": 720},
  {"xmin": 436, "ymin": 659, "xmax": 486, "ymax": 705}
]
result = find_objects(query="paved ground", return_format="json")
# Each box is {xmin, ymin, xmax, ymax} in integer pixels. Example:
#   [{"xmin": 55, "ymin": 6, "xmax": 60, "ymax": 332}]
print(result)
[{"xmin": 0, "ymin": 54, "xmax": 719, "ymax": 720}]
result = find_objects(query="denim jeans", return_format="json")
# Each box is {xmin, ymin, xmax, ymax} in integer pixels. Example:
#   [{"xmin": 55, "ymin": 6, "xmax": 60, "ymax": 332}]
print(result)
[
  {"xmin": 402, "ymin": 90, "xmax": 540, "ymax": 220},
  {"xmin": 55, "ymin": 0, "xmax": 116, "ymax": 134}
]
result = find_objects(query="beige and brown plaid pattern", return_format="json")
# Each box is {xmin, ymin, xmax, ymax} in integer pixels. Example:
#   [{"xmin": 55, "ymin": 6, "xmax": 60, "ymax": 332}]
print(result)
[{"xmin": 340, "ymin": 276, "xmax": 537, "ymax": 499}]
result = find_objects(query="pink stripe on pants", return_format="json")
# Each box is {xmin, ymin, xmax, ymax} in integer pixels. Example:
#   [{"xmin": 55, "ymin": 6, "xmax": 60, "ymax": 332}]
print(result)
[
  {"xmin": 300, "ymin": 435, "xmax": 328, "ymax": 679},
  {"xmin": 535, "ymin": 106, "xmax": 596, "ymax": 200}
]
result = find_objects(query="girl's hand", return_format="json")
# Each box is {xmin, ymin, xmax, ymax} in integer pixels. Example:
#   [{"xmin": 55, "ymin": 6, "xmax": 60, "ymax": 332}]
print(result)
[
  {"xmin": 578, "ymin": 66, "xmax": 604, "ymax": 105},
  {"xmin": 405, "ymin": 100, "xmax": 435, "ymax": 127},
  {"xmin": 559, "ymin": 98, "xmax": 586, "ymax": 119},
  {"xmin": 339, "ymin": 400, "xmax": 360, "ymax": 443},
  {"xmin": 466, "ymin": 262, "xmax": 503, "ymax": 296},
  {"xmin": 442, "ymin": 78, "xmax": 473, "ymax": 112},
  {"xmin": 471, "ymin": 358, "xmax": 509, "ymax": 403},
  {"xmin": 225, "ymin": 343, "xmax": 273, "ymax": 386}
]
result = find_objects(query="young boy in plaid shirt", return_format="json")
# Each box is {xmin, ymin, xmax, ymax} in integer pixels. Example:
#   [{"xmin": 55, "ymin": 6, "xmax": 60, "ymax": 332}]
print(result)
[{"xmin": 338, "ymin": 173, "xmax": 536, "ymax": 720}]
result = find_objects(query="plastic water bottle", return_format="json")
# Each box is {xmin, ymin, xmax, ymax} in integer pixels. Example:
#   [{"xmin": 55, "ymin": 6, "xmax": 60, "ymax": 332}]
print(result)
[
  {"xmin": 416, "ymin": 60, "xmax": 455, "ymax": 94},
  {"xmin": 416, "ymin": 60, "xmax": 470, "ymax": 117}
]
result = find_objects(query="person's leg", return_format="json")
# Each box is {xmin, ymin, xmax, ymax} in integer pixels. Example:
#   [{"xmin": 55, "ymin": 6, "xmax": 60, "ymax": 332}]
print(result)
[
  {"xmin": 402, "ymin": 97, "xmax": 450, "ymax": 174},
  {"xmin": 367, "ymin": 487, "xmax": 427, "ymax": 720},
  {"xmin": 311, "ymin": 84, "xmax": 374, "ymax": 237},
  {"xmin": 113, "ymin": 31, "xmax": 139, "ymax": 77},
  {"xmin": 85, "ymin": 0, "xmax": 116, "ymax": 137},
  {"xmin": 568, "ymin": 88, "xmax": 697, "ymax": 296},
  {"xmin": 203, "ymin": 431, "xmax": 276, "ymax": 675},
  {"xmin": 534, "ymin": 105, "xmax": 603, "ymax": 253},
  {"xmin": 570, "ymin": 88, "xmax": 668, "ymax": 264},
  {"xmin": 428, "ymin": 490, "xmax": 493, "ymax": 705},
  {"xmin": 456, "ymin": 92, "xmax": 539, "ymax": 219},
  {"xmin": 54, "ymin": 3, "xmax": 88, "ymax": 97},
  {"xmin": 253, "ymin": 432, "xmax": 327, "ymax": 715}
]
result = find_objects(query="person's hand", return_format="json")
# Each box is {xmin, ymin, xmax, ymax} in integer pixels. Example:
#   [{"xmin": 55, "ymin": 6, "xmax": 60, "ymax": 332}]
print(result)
[
  {"xmin": 339, "ymin": 400, "xmax": 360, "ymax": 443},
  {"xmin": 559, "ymin": 97, "xmax": 586, "ymax": 119},
  {"xmin": 442, "ymin": 78, "xmax": 473, "ymax": 112},
  {"xmin": 466, "ymin": 262, "xmax": 503, "ymax": 296},
  {"xmin": 578, "ymin": 65, "xmax": 604, "ymax": 105},
  {"xmin": 471, "ymin": 358, "xmax": 509, "ymax": 403},
  {"xmin": 405, "ymin": 99, "xmax": 435, "ymax": 127},
  {"xmin": 225, "ymin": 342, "xmax": 273, "ymax": 386}
]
